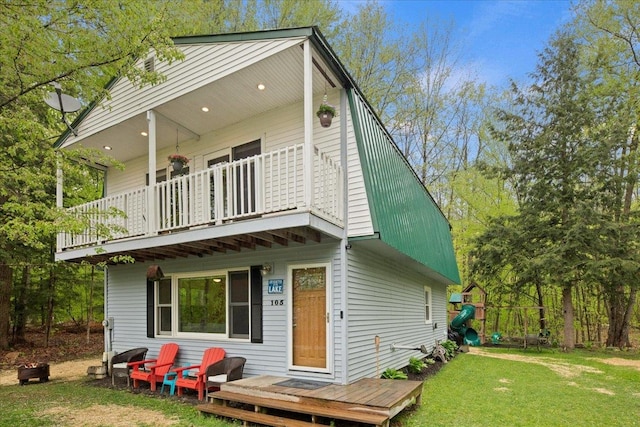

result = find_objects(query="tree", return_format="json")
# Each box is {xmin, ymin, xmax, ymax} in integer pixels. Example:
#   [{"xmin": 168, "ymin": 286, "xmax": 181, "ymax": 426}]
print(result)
[
  {"xmin": 0, "ymin": 0, "xmax": 184, "ymax": 349},
  {"xmin": 474, "ymin": 31, "xmax": 599, "ymax": 350},
  {"xmin": 573, "ymin": 0, "xmax": 640, "ymax": 347},
  {"xmin": 331, "ymin": 0, "xmax": 420, "ymax": 121}
]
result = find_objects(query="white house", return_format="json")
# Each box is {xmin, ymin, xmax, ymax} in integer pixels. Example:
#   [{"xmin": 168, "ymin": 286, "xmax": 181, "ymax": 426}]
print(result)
[{"xmin": 54, "ymin": 27, "xmax": 460, "ymax": 385}]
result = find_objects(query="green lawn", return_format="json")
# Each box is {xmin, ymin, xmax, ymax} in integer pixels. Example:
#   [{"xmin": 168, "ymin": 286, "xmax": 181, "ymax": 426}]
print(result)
[
  {"xmin": 396, "ymin": 347, "xmax": 640, "ymax": 427},
  {"xmin": 1, "ymin": 348, "xmax": 638, "ymax": 426}
]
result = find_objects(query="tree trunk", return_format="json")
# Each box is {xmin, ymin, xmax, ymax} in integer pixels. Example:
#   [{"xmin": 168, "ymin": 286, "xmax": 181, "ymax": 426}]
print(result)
[
  {"xmin": 536, "ymin": 280, "xmax": 546, "ymax": 331},
  {"xmin": 0, "ymin": 264, "xmax": 14, "ymax": 349},
  {"xmin": 14, "ymin": 265, "xmax": 29, "ymax": 342},
  {"xmin": 606, "ymin": 286, "xmax": 637, "ymax": 348},
  {"xmin": 562, "ymin": 285, "xmax": 575, "ymax": 350},
  {"xmin": 44, "ymin": 267, "xmax": 56, "ymax": 348}
]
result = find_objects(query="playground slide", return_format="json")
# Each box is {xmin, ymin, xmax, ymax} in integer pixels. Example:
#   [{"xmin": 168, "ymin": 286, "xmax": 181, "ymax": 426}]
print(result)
[{"xmin": 450, "ymin": 304, "xmax": 481, "ymax": 346}]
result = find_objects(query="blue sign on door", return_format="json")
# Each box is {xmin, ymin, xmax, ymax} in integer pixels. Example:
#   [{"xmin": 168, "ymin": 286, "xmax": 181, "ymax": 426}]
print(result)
[{"xmin": 267, "ymin": 279, "xmax": 284, "ymax": 294}]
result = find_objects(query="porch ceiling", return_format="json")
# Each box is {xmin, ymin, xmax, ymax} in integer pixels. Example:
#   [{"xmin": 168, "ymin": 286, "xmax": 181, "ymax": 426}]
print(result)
[{"xmin": 69, "ymin": 45, "xmax": 340, "ymax": 163}]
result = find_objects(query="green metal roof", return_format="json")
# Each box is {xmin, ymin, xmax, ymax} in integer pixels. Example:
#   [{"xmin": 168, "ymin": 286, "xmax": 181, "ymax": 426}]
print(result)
[{"xmin": 348, "ymin": 89, "xmax": 461, "ymax": 284}]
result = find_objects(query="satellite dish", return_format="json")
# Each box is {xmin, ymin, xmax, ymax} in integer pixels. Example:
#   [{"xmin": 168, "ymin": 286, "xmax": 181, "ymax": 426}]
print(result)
[
  {"xmin": 44, "ymin": 82, "xmax": 81, "ymax": 136},
  {"xmin": 44, "ymin": 92, "xmax": 81, "ymax": 113}
]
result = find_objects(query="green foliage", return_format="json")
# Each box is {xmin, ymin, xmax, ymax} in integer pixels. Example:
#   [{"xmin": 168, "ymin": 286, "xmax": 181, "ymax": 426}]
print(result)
[
  {"xmin": 471, "ymin": 17, "xmax": 640, "ymax": 348},
  {"xmin": 316, "ymin": 103, "xmax": 336, "ymax": 117},
  {"xmin": 440, "ymin": 340, "xmax": 458, "ymax": 360},
  {"xmin": 408, "ymin": 356, "xmax": 427, "ymax": 374},
  {"xmin": 381, "ymin": 368, "xmax": 408, "ymax": 380}
]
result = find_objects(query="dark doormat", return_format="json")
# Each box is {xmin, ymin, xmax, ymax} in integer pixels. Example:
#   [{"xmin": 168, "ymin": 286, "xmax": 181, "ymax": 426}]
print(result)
[{"xmin": 274, "ymin": 379, "xmax": 330, "ymax": 390}]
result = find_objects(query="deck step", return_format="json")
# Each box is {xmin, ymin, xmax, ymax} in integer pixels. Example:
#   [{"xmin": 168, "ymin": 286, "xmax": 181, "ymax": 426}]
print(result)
[
  {"xmin": 203, "ymin": 390, "xmax": 389, "ymax": 426},
  {"xmin": 197, "ymin": 404, "xmax": 315, "ymax": 427}
]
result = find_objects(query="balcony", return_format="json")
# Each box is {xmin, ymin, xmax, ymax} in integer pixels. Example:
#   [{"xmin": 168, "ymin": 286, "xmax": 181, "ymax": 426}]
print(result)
[{"xmin": 58, "ymin": 144, "xmax": 343, "ymax": 253}]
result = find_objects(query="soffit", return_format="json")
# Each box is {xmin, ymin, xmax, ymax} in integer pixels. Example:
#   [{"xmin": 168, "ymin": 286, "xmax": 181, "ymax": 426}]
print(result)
[{"xmin": 58, "ymin": 39, "xmax": 341, "ymax": 163}]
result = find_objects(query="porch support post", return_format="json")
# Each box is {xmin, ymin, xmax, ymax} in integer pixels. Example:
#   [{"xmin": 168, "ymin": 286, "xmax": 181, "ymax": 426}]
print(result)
[
  {"xmin": 146, "ymin": 110, "xmax": 157, "ymax": 236},
  {"xmin": 55, "ymin": 151, "xmax": 63, "ymax": 251},
  {"xmin": 303, "ymin": 39, "xmax": 313, "ymax": 209}
]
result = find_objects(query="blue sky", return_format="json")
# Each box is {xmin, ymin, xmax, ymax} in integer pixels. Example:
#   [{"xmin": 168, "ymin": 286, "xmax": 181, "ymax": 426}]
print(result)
[{"xmin": 341, "ymin": 0, "xmax": 574, "ymax": 86}]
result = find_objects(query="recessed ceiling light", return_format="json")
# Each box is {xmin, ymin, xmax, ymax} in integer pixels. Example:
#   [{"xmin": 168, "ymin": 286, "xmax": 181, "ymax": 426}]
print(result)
[
  {"xmin": 141, "ymin": 131, "xmax": 148, "ymax": 136},
  {"xmin": 257, "ymin": 83, "xmax": 266, "ymax": 91},
  {"xmin": 103, "ymin": 145, "xmax": 112, "ymax": 151},
  {"xmin": 201, "ymin": 106, "xmax": 209, "ymax": 112}
]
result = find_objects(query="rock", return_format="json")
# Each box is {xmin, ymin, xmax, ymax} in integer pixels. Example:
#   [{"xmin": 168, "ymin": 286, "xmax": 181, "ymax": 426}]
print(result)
[{"xmin": 87, "ymin": 365, "xmax": 107, "ymax": 379}]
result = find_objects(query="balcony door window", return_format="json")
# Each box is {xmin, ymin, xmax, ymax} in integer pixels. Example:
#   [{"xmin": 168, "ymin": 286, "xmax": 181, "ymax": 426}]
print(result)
[
  {"xmin": 206, "ymin": 152, "xmax": 230, "ymax": 220},
  {"xmin": 232, "ymin": 139, "xmax": 261, "ymax": 216}
]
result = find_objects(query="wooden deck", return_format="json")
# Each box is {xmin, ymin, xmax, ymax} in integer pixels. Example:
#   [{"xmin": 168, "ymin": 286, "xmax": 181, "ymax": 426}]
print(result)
[{"xmin": 197, "ymin": 375, "xmax": 423, "ymax": 426}]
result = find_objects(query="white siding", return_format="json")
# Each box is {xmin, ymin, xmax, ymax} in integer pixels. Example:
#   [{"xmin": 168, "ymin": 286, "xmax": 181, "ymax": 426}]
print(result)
[
  {"xmin": 344, "ymin": 101, "xmax": 374, "ymax": 237},
  {"xmin": 61, "ymin": 38, "xmax": 305, "ymax": 147},
  {"xmin": 346, "ymin": 246, "xmax": 448, "ymax": 382},
  {"xmin": 106, "ymin": 242, "xmax": 344, "ymax": 382},
  {"xmin": 106, "ymin": 90, "xmax": 341, "ymax": 195}
]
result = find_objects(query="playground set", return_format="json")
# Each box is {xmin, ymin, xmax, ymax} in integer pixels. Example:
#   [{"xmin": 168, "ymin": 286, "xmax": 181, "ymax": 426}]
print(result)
[{"xmin": 448, "ymin": 283, "xmax": 550, "ymax": 349}]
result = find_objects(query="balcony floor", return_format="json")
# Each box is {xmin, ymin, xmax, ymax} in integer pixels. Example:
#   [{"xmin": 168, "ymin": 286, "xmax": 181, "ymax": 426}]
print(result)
[{"xmin": 56, "ymin": 211, "xmax": 343, "ymax": 264}]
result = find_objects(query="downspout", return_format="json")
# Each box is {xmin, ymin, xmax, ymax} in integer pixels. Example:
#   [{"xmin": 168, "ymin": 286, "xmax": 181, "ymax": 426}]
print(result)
[
  {"xmin": 146, "ymin": 110, "xmax": 157, "ymax": 236},
  {"xmin": 104, "ymin": 266, "xmax": 110, "ymax": 352},
  {"xmin": 339, "ymin": 88, "xmax": 349, "ymax": 385}
]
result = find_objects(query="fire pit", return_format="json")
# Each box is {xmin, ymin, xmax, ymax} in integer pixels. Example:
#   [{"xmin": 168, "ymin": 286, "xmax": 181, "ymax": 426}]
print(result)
[{"xmin": 18, "ymin": 363, "xmax": 50, "ymax": 385}]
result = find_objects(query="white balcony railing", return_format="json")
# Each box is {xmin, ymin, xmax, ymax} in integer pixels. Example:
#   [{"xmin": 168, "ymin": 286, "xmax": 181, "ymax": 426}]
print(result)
[{"xmin": 59, "ymin": 144, "xmax": 343, "ymax": 250}]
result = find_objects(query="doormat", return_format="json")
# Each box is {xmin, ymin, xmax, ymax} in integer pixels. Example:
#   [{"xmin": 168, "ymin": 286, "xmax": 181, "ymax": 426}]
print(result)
[{"xmin": 274, "ymin": 379, "xmax": 329, "ymax": 390}]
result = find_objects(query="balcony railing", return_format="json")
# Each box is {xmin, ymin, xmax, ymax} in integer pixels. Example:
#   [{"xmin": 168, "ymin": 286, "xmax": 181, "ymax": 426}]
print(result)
[{"xmin": 59, "ymin": 144, "xmax": 343, "ymax": 251}]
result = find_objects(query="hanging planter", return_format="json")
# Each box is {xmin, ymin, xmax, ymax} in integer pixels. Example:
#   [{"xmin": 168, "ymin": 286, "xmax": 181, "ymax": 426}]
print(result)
[
  {"xmin": 168, "ymin": 154, "xmax": 189, "ymax": 172},
  {"xmin": 316, "ymin": 102, "xmax": 336, "ymax": 128}
]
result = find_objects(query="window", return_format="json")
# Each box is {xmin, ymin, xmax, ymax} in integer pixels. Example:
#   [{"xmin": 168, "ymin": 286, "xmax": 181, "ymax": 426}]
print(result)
[
  {"xmin": 178, "ymin": 274, "xmax": 226, "ymax": 334},
  {"xmin": 157, "ymin": 278, "xmax": 172, "ymax": 335},
  {"xmin": 229, "ymin": 271, "xmax": 250, "ymax": 338},
  {"xmin": 154, "ymin": 269, "xmax": 250, "ymax": 339},
  {"xmin": 424, "ymin": 286, "xmax": 432, "ymax": 323}
]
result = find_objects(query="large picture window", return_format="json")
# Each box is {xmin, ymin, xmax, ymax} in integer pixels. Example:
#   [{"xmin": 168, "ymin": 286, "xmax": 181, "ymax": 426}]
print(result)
[
  {"xmin": 178, "ymin": 274, "xmax": 226, "ymax": 334},
  {"xmin": 155, "ymin": 269, "xmax": 251, "ymax": 339}
]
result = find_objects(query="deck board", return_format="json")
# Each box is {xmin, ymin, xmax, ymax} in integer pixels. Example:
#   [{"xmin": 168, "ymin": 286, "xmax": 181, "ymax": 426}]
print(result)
[{"xmin": 211, "ymin": 375, "xmax": 423, "ymax": 424}]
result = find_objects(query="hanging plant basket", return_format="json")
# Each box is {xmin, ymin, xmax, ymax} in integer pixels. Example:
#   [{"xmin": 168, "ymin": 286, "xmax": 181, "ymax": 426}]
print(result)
[
  {"xmin": 168, "ymin": 154, "xmax": 189, "ymax": 172},
  {"xmin": 171, "ymin": 160, "xmax": 184, "ymax": 172},
  {"xmin": 316, "ymin": 103, "xmax": 336, "ymax": 128},
  {"xmin": 318, "ymin": 112, "xmax": 334, "ymax": 128}
]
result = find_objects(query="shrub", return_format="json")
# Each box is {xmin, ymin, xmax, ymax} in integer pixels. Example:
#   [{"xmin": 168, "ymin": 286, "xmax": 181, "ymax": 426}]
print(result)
[
  {"xmin": 381, "ymin": 368, "xmax": 408, "ymax": 380},
  {"xmin": 408, "ymin": 356, "xmax": 427, "ymax": 374},
  {"xmin": 441, "ymin": 340, "xmax": 458, "ymax": 360}
]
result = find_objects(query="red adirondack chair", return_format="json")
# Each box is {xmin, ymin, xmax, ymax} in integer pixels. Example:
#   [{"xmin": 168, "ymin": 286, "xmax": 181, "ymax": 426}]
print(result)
[
  {"xmin": 128, "ymin": 342, "xmax": 179, "ymax": 391},
  {"xmin": 174, "ymin": 347, "xmax": 226, "ymax": 400}
]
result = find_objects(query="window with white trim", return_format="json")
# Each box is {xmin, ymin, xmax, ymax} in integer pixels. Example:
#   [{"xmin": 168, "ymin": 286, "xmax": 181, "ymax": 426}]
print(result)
[
  {"xmin": 424, "ymin": 286, "xmax": 432, "ymax": 323},
  {"xmin": 155, "ymin": 269, "xmax": 250, "ymax": 339}
]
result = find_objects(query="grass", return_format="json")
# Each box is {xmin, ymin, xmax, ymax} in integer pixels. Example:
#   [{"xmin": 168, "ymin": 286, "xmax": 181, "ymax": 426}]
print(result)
[
  {"xmin": 0, "ymin": 348, "xmax": 639, "ymax": 426},
  {"xmin": 396, "ymin": 347, "xmax": 640, "ymax": 427},
  {"xmin": 0, "ymin": 380, "xmax": 234, "ymax": 426}
]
